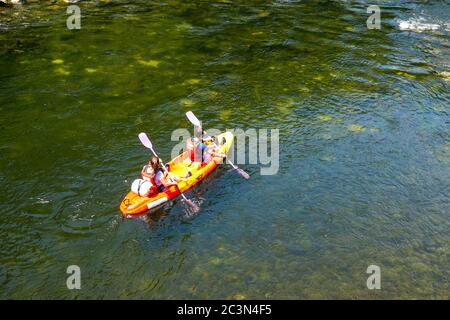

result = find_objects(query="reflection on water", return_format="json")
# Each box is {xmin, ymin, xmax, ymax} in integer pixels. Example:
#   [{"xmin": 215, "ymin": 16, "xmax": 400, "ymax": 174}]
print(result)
[{"xmin": 0, "ymin": 0, "xmax": 449, "ymax": 299}]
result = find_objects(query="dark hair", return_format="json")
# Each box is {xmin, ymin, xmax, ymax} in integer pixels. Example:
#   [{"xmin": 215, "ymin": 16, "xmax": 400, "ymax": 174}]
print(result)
[{"xmin": 150, "ymin": 156, "xmax": 160, "ymax": 170}]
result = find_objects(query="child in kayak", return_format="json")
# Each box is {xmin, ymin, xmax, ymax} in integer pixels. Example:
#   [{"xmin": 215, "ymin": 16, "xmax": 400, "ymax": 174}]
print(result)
[
  {"xmin": 141, "ymin": 157, "xmax": 158, "ymax": 181},
  {"xmin": 151, "ymin": 157, "xmax": 188, "ymax": 191},
  {"xmin": 202, "ymin": 136, "xmax": 226, "ymax": 164},
  {"xmin": 141, "ymin": 156, "xmax": 169, "ymax": 181},
  {"xmin": 186, "ymin": 130, "xmax": 226, "ymax": 164},
  {"xmin": 134, "ymin": 156, "xmax": 159, "ymax": 196},
  {"xmin": 137, "ymin": 156, "xmax": 189, "ymax": 196},
  {"xmin": 186, "ymin": 127, "xmax": 204, "ymax": 163}
]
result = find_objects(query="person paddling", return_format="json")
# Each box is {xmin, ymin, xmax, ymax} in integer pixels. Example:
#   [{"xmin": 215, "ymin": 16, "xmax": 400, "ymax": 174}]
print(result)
[
  {"xmin": 141, "ymin": 156, "xmax": 159, "ymax": 181},
  {"xmin": 151, "ymin": 156, "xmax": 187, "ymax": 191},
  {"xmin": 130, "ymin": 156, "xmax": 160, "ymax": 198},
  {"xmin": 186, "ymin": 127, "xmax": 204, "ymax": 163},
  {"xmin": 186, "ymin": 127, "xmax": 225, "ymax": 164}
]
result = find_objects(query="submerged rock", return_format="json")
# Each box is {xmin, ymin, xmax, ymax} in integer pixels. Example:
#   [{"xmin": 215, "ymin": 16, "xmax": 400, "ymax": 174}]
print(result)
[
  {"xmin": 137, "ymin": 59, "xmax": 161, "ymax": 68},
  {"xmin": 317, "ymin": 114, "xmax": 333, "ymax": 122},
  {"xmin": 180, "ymin": 98, "xmax": 195, "ymax": 107},
  {"xmin": 183, "ymin": 78, "xmax": 201, "ymax": 85},
  {"xmin": 219, "ymin": 109, "xmax": 232, "ymax": 121},
  {"xmin": 319, "ymin": 155, "xmax": 336, "ymax": 161},
  {"xmin": 347, "ymin": 124, "xmax": 366, "ymax": 133},
  {"xmin": 55, "ymin": 67, "xmax": 70, "ymax": 76},
  {"xmin": 232, "ymin": 293, "xmax": 246, "ymax": 300}
]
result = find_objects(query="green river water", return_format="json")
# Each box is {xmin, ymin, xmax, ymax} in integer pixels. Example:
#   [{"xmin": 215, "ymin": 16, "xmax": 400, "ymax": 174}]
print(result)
[{"xmin": 0, "ymin": 0, "xmax": 449, "ymax": 299}]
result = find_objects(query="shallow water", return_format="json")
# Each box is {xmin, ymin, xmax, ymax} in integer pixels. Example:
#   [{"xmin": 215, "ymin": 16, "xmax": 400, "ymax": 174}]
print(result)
[{"xmin": 0, "ymin": 0, "xmax": 449, "ymax": 299}]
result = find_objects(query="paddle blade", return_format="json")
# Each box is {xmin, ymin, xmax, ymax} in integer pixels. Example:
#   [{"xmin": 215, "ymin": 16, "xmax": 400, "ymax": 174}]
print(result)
[
  {"xmin": 183, "ymin": 198, "xmax": 200, "ymax": 214},
  {"xmin": 176, "ymin": 186, "xmax": 200, "ymax": 215},
  {"xmin": 186, "ymin": 111, "xmax": 201, "ymax": 127},
  {"xmin": 180, "ymin": 195, "xmax": 200, "ymax": 216},
  {"xmin": 138, "ymin": 132, "xmax": 152, "ymax": 149},
  {"xmin": 236, "ymin": 168, "xmax": 250, "ymax": 180}
]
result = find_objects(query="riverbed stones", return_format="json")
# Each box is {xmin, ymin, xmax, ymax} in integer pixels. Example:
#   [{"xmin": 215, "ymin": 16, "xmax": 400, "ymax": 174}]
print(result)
[
  {"xmin": 137, "ymin": 59, "xmax": 161, "ymax": 68},
  {"xmin": 347, "ymin": 124, "xmax": 366, "ymax": 133},
  {"xmin": 317, "ymin": 114, "xmax": 333, "ymax": 122}
]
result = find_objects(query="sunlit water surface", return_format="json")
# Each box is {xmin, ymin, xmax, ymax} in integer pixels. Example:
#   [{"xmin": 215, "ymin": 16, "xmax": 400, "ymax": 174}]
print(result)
[{"xmin": 0, "ymin": 0, "xmax": 449, "ymax": 299}]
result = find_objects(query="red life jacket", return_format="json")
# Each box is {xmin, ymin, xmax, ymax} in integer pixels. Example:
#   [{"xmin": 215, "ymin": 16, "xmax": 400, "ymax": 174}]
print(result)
[
  {"xmin": 145, "ymin": 180, "xmax": 159, "ymax": 197},
  {"xmin": 141, "ymin": 166, "xmax": 159, "ymax": 196}
]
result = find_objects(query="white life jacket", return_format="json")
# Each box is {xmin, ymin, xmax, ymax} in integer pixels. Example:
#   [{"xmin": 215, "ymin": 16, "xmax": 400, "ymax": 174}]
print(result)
[{"xmin": 131, "ymin": 179, "xmax": 157, "ymax": 197}]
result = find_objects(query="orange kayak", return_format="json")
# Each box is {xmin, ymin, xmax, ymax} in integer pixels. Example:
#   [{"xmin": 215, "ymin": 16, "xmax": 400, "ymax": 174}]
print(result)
[{"xmin": 120, "ymin": 132, "xmax": 234, "ymax": 218}]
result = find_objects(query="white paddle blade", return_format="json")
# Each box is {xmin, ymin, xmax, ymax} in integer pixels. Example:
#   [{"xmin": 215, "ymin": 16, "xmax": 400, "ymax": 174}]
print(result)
[
  {"xmin": 237, "ymin": 168, "xmax": 250, "ymax": 180},
  {"xmin": 186, "ymin": 111, "xmax": 201, "ymax": 127},
  {"xmin": 138, "ymin": 132, "xmax": 152, "ymax": 150}
]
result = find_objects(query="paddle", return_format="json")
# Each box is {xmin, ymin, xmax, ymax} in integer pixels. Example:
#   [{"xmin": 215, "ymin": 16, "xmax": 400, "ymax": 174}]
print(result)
[
  {"xmin": 225, "ymin": 158, "xmax": 250, "ymax": 180},
  {"xmin": 138, "ymin": 132, "xmax": 199, "ymax": 213},
  {"xmin": 185, "ymin": 111, "xmax": 250, "ymax": 180}
]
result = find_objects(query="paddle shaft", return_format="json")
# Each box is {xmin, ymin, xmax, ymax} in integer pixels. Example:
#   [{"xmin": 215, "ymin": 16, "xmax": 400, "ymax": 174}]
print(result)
[{"xmin": 227, "ymin": 159, "xmax": 238, "ymax": 169}]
